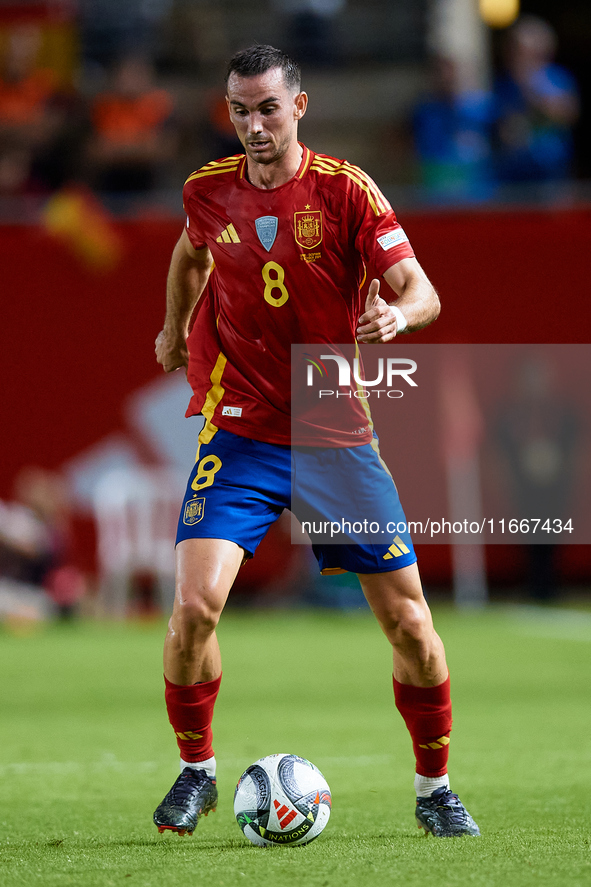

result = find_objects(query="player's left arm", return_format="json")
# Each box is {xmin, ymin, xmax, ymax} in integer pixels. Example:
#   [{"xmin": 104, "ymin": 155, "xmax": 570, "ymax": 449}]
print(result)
[{"xmin": 356, "ymin": 257, "xmax": 440, "ymax": 344}]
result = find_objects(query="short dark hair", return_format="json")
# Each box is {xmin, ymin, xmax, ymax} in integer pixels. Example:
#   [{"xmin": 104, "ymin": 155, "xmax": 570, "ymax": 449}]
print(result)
[{"xmin": 225, "ymin": 44, "xmax": 301, "ymax": 93}]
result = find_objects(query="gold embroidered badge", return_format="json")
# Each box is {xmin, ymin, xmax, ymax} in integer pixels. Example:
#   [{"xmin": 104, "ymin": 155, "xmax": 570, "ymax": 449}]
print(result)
[
  {"xmin": 294, "ymin": 211, "xmax": 323, "ymax": 249},
  {"xmin": 183, "ymin": 498, "xmax": 205, "ymax": 525}
]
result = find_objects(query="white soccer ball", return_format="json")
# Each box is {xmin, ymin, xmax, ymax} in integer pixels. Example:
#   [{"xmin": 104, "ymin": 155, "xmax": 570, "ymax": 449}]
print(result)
[{"xmin": 234, "ymin": 753, "xmax": 332, "ymax": 847}]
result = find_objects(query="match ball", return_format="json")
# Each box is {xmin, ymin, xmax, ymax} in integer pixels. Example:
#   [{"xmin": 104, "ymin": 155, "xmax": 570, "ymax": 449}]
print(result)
[{"xmin": 234, "ymin": 753, "xmax": 331, "ymax": 847}]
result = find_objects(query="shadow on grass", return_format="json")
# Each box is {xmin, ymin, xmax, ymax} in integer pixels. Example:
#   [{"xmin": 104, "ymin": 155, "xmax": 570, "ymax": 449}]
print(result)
[{"xmin": 104, "ymin": 836, "xmax": 250, "ymax": 851}]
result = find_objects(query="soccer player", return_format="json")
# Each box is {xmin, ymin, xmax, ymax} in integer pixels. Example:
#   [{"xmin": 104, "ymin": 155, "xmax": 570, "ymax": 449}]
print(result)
[{"xmin": 153, "ymin": 45, "xmax": 479, "ymax": 839}]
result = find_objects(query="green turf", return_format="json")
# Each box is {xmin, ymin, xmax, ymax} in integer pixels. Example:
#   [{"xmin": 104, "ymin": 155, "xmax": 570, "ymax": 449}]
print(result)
[{"xmin": 1, "ymin": 605, "xmax": 590, "ymax": 887}]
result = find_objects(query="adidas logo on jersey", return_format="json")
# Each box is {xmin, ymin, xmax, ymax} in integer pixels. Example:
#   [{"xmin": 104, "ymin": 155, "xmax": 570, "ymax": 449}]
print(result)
[{"xmin": 217, "ymin": 223, "xmax": 240, "ymax": 243}]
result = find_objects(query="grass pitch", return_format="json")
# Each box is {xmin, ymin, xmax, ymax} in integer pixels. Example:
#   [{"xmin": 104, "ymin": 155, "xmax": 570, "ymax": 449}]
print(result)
[{"xmin": 0, "ymin": 604, "xmax": 590, "ymax": 887}]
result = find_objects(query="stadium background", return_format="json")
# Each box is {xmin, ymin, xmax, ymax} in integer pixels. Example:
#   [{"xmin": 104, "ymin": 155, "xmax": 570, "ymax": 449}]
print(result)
[
  {"xmin": 1, "ymin": 3, "xmax": 591, "ymax": 885},
  {"xmin": 1, "ymin": 0, "xmax": 589, "ymax": 608}
]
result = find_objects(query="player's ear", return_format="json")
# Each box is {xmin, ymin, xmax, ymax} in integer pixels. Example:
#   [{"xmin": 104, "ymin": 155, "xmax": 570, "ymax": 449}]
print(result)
[{"xmin": 294, "ymin": 91, "xmax": 308, "ymax": 120}]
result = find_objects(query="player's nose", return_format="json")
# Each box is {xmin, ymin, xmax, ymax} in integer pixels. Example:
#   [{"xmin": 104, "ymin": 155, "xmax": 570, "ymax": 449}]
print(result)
[{"xmin": 248, "ymin": 114, "xmax": 266, "ymax": 133}]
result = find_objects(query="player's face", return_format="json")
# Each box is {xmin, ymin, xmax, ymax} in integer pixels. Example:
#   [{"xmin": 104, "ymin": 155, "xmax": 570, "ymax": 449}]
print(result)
[{"xmin": 226, "ymin": 68, "xmax": 307, "ymax": 166}]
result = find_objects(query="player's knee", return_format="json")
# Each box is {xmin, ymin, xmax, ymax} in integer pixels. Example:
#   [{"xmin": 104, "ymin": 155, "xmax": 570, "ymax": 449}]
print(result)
[
  {"xmin": 174, "ymin": 592, "xmax": 221, "ymax": 635},
  {"xmin": 397, "ymin": 611, "xmax": 429, "ymax": 648},
  {"xmin": 384, "ymin": 599, "xmax": 430, "ymax": 650}
]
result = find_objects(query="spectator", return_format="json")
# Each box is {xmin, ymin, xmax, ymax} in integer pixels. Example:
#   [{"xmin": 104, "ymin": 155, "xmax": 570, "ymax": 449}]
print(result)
[
  {"xmin": 0, "ymin": 23, "xmax": 78, "ymax": 194},
  {"xmin": 86, "ymin": 55, "xmax": 177, "ymax": 195},
  {"xmin": 0, "ymin": 134, "xmax": 35, "ymax": 196},
  {"xmin": 412, "ymin": 56, "xmax": 495, "ymax": 203},
  {"xmin": 493, "ymin": 15, "xmax": 579, "ymax": 185},
  {"xmin": 0, "ymin": 467, "xmax": 85, "ymax": 618}
]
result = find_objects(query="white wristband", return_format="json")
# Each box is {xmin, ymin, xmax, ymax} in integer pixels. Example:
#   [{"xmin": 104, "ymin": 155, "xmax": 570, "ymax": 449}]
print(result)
[{"xmin": 392, "ymin": 306, "xmax": 407, "ymax": 333}]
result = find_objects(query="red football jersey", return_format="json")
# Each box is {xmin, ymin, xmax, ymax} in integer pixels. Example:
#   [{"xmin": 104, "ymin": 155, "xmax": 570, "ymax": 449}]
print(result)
[{"xmin": 183, "ymin": 145, "xmax": 415, "ymax": 446}]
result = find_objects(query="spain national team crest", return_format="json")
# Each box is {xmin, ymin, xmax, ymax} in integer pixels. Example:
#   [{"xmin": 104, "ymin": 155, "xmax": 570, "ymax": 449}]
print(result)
[
  {"xmin": 183, "ymin": 497, "xmax": 205, "ymax": 525},
  {"xmin": 294, "ymin": 210, "xmax": 323, "ymax": 249}
]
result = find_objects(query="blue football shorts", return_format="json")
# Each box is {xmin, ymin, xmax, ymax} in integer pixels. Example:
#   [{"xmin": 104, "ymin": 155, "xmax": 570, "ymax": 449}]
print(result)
[{"xmin": 176, "ymin": 428, "xmax": 416, "ymax": 575}]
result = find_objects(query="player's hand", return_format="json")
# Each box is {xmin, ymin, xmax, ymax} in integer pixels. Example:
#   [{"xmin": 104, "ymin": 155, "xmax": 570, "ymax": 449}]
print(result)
[
  {"xmin": 155, "ymin": 328, "xmax": 189, "ymax": 373},
  {"xmin": 356, "ymin": 279, "xmax": 399, "ymax": 343}
]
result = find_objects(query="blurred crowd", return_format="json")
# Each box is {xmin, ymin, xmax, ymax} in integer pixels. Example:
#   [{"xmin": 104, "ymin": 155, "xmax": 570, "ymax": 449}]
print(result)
[
  {"xmin": 413, "ymin": 15, "xmax": 580, "ymax": 202},
  {"xmin": 0, "ymin": 467, "xmax": 86, "ymax": 621},
  {"xmin": 0, "ymin": 20, "xmax": 181, "ymax": 200},
  {"xmin": 0, "ymin": 2, "xmax": 584, "ymax": 207}
]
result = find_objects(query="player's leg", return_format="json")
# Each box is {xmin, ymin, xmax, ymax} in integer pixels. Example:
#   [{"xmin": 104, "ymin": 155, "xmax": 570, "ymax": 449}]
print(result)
[
  {"xmin": 163, "ymin": 537, "xmax": 244, "ymax": 770},
  {"xmin": 154, "ymin": 428, "xmax": 292, "ymax": 835},
  {"xmin": 164, "ymin": 537, "xmax": 244, "ymax": 685},
  {"xmin": 294, "ymin": 439, "xmax": 479, "ymax": 837},
  {"xmin": 358, "ymin": 561, "xmax": 446, "ymax": 685},
  {"xmin": 154, "ymin": 537, "xmax": 243, "ymax": 835},
  {"xmin": 358, "ymin": 564, "xmax": 479, "ymax": 837}
]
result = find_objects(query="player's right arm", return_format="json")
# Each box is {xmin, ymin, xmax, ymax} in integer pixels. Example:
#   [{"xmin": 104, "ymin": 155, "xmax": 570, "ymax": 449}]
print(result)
[{"xmin": 155, "ymin": 228, "xmax": 213, "ymax": 373}]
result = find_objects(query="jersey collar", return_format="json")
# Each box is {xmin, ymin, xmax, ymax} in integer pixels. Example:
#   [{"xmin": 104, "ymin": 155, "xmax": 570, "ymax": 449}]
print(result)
[{"xmin": 237, "ymin": 143, "xmax": 314, "ymax": 188}]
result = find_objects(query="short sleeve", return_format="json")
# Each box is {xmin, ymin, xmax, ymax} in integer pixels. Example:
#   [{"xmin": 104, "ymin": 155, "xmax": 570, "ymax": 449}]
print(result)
[
  {"xmin": 354, "ymin": 195, "xmax": 415, "ymax": 277},
  {"xmin": 182, "ymin": 184, "xmax": 207, "ymax": 250}
]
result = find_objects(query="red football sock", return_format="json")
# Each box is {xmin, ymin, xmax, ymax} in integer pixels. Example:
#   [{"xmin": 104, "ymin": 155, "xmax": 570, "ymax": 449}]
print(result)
[
  {"xmin": 393, "ymin": 674, "xmax": 452, "ymax": 777},
  {"xmin": 164, "ymin": 674, "xmax": 221, "ymax": 763}
]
